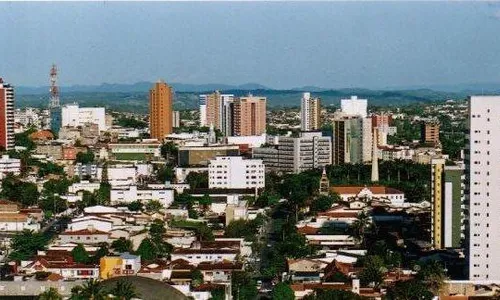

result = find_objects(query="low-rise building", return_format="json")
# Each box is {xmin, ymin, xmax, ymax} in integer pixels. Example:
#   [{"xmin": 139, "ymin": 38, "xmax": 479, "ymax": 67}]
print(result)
[
  {"xmin": 253, "ymin": 132, "xmax": 332, "ymax": 173},
  {"xmin": 208, "ymin": 156, "xmax": 265, "ymax": 189},
  {"xmin": 332, "ymin": 186, "xmax": 405, "ymax": 205},
  {"xmin": 0, "ymin": 155, "xmax": 21, "ymax": 176},
  {"xmin": 59, "ymin": 229, "xmax": 110, "ymax": 245},
  {"xmin": 178, "ymin": 145, "xmax": 240, "ymax": 167},
  {"xmin": 108, "ymin": 140, "xmax": 161, "ymax": 161},
  {"xmin": 110, "ymin": 185, "xmax": 174, "ymax": 208},
  {"xmin": 100, "ymin": 253, "xmax": 141, "ymax": 279}
]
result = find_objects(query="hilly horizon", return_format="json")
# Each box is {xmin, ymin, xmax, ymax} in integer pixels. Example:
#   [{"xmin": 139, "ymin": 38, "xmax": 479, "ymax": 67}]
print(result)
[{"xmin": 14, "ymin": 81, "xmax": 500, "ymax": 95}]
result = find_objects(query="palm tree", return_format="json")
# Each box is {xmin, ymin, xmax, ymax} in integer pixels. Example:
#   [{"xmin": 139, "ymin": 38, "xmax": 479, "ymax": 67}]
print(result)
[
  {"xmin": 350, "ymin": 212, "xmax": 371, "ymax": 247},
  {"xmin": 70, "ymin": 278, "xmax": 106, "ymax": 300},
  {"xmin": 39, "ymin": 287, "xmax": 62, "ymax": 300},
  {"xmin": 110, "ymin": 279, "xmax": 140, "ymax": 300}
]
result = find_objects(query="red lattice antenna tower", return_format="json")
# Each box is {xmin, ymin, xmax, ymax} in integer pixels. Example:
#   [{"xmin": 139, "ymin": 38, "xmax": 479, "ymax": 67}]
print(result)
[{"xmin": 49, "ymin": 64, "xmax": 60, "ymax": 108}]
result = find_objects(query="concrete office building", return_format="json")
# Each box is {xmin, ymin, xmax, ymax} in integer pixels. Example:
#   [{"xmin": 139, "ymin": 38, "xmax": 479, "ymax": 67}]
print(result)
[
  {"xmin": 0, "ymin": 79, "xmax": 15, "ymax": 150},
  {"xmin": 199, "ymin": 94, "xmax": 208, "ymax": 127},
  {"xmin": 467, "ymin": 96, "xmax": 500, "ymax": 281},
  {"xmin": 178, "ymin": 145, "xmax": 240, "ymax": 167},
  {"xmin": 431, "ymin": 158, "xmax": 464, "ymax": 250},
  {"xmin": 149, "ymin": 81, "xmax": 173, "ymax": 140},
  {"xmin": 61, "ymin": 103, "xmax": 106, "ymax": 132},
  {"xmin": 332, "ymin": 116, "xmax": 372, "ymax": 165},
  {"xmin": 199, "ymin": 91, "xmax": 235, "ymax": 136},
  {"xmin": 253, "ymin": 132, "xmax": 331, "ymax": 173},
  {"xmin": 208, "ymin": 156, "xmax": 265, "ymax": 189},
  {"xmin": 233, "ymin": 96, "xmax": 266, "ymax": 136},
  {"xmin": 172, "ymin": 111, "xmax": 181, "ymax": 128},
  {"xmin": 421, "ymin": 121, "xmax": 441, "ymax": 146},
  {"xmin": 0, "ymin": 155, "xmax": 21, "ymax": 176},
  {"xmin": 301, "ymin": 92, "xmax": 321, "ymax": 131},
  {"xmin": 340, "ymin": 96, "xmax": 367, "ymax": 118}
]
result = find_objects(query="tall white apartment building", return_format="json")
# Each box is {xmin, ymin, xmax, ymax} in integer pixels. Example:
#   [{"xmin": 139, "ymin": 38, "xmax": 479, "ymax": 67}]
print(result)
[
  {"xmin": 199, "ymin": 94, "xmax": 208, "ymax": 127},
  {"xmin": 467, "ymin": 95, "xmax": 500, "ymax": 281},
  {"xmin": 208, "ymin": 156, "xmax": 265, "ymax": 189},
  {"xmin": 301, "ymin": 92, "xmax": 321, "ymax": 131},
  {"xmin": 61, "ymin": 103, "xmax": 106, "ymax": 132},
  {"xmin": 341, "ymin": 96, "xmax": 368, "ymax": 118}
]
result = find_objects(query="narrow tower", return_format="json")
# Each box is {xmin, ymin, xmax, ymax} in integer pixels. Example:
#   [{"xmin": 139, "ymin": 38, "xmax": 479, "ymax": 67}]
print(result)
[
  {"xmin": 319, "ymin": 167, "xmax": 330, "ymax": 196},
  {"xmin": 371, "ymin": 128, "xmax": 379, "ymax": 182},
  {"xmin": 49, "ymin": 64, "xmax": 62, "ymax": 134}
]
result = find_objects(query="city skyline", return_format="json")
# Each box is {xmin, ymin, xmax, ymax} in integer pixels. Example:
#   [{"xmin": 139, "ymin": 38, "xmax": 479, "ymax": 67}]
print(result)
[{"xmin": 2, "ymin": 2, "xmax": 500, "ymax": 89}]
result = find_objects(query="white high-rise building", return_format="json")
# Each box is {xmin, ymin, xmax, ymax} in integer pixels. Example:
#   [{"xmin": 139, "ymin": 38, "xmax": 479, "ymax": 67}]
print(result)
[
  {"xmin": 467, "ymin": 95, "xmax": 500, "ymax": 281},
  {"xmin": 199, "ymin": 94, "xmax": 208, "ymax": 127},
  {"xmin": 61, "ymin": 103, "xmax": 106, "ymax": 132},
  {"xmin": 301, "ymin": 92, "xmax": 321, "ymax": 131},
  {"xmin": 208, "ymin": 156, "xmax": 265, "ymax": 189},
  {"xmin": 341, "ymin": 96, "xmax": 368, "ymax": 118}
]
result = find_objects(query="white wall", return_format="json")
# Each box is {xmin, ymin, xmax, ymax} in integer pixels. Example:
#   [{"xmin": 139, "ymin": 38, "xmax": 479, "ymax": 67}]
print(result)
[
  {"xmin": 340, "ymin": 96, "xmax": 367, "ymax": 118},
  {"xmin": 208, "ymin": 156, "xmax": 265, "ymax": 189},
  {"xmin": 110, "ymin": 185, "xmax": 174, "ymax": 207},
  {"xmin": 61, "ymin": 104, "xmax": 106, "ymax": 132}
]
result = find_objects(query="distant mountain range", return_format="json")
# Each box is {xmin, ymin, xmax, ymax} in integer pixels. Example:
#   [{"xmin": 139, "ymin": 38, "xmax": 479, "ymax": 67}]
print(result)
[
  {"xmin": 16, "ymin": 82, "xmax": 271, "ymax": 95},
  {"xmin": 13, "ymin": 81, "xmax": 500, "ymax": 113},
  {"xmin": 15, "ymin": 81, "xmax": 500, "ymax": 95}
]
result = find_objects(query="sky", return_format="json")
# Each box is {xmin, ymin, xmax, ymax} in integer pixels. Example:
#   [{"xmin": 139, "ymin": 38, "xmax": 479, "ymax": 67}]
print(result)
[{"xmin": 1, "ymin": 2, "xmax": 500, "ymax": 89}]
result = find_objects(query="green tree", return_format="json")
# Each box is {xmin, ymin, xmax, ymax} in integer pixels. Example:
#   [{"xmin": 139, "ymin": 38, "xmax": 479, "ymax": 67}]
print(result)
[
  {"xmin": 145, "ymin": 200, "xmax": 163, "ymax": 213},
  {"xmin": 232, "ymin": 271, "xmax": 258, "ymax": 300},
  {"xmin": 156, "ymin": 165, "xmax": 174, "ymax": 183},
  {"xmin": 186, "ymin": 172, "xmax": 208, "ymax": 189},
  {"xmin": 272, "ymin": 282, "xmax": 294, "ymax": 300},
  {"xmin": 95, "ymin": 182, "xmax": 111, "ymax": 205},
  {"xmin": 136, "ymin": 238, "xmax": 157, "ymax": 261},
  {"xmin": 385, "ymin": 279, "xmax": 434, "ymax": 300},
  {"xmin": 191, "ymin": 269, "xmax": 204, "ymax": 287},
  {"xmin": 209, "ymin": 288, "xmax": 225, "ymax": 300},
  {"xmin": 14, "ymin": 129, "xmax": 36, "ymax": 151},
  {"xmin": 110, "ymin": 279, "xmax": 140, "ymax": 300},
  {"xmin": 349, "ymin": 212, "xmax": 371, "ymax": 247},
  {"xmin": 310, "ymin": 195, "xmax": 334, "ymax": 213},
  {"xmin": 9, "ymin": 230, "xmax": 47, "ymax": 261},
  {"xmin": 39, "ymin": 287, "xmax": 63, "ymax": 300},
  {"xmin": 70, "ymin": 279, "xmax": 106, "ymax": 300},
  {"xmin": 358, "ymin": 255, "xmax": 385, "ymax": 287},
  {"xmin": 127, "ymin": 200, "xmax": 143, "ymax": 211},
  {"xmin": 72, "ymin": 244, "xmax": 90, "ymax": 264},
  {"xmin": 76, "ymin": 150, "xmax": 95, "ymax": 164},
  {"xmin": 416, "ymin": 260, "xmax": 447, "ymax": 295},
  {"xmin": 111, "ymin": 238, "xmax": 133, "ymax": 253},
  {"xmin": 160, "ymin": 142, "xmax": 178, "ymax": 164},
  {"xmin": 198, "ymin": 194, "xmax": 212, "ymax": 207}
]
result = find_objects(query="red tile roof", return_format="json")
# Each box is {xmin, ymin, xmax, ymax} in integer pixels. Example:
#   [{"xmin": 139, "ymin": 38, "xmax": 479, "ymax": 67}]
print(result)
[
  {"xmin": 60, "ymin": 229, "xmax": 110, "ymax": 236},
  {"xmin": 332, "ymin": 186, "xmax": 403, "ymax": 195}
]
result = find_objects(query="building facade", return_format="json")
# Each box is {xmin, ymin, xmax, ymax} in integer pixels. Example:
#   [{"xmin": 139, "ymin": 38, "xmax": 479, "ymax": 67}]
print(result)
[
  {"xmin": 208, "ymin": 156, "xmax": 265, "ymax": 189},
  {"xmin": 61, "ymin": 103, "xmax": 106, "ymax": 132},
  {"xmin": 340, "ymin": 96, "xmax": 367, "ymax": 117},
  {"xmin": 253, "ymin": 132, "xmax": 331, "ymax": 173},
  {"xmin": 233, "ymin": 96, "xmax": 266, "ymax": 136},
  {"xmin": 149, "ymin": 81, "xmax": 173, "ymax": 140},
  {"xmin": 467, "ymin": 95, "xmax": 500, "ymax": 281},
  {"xmin": 431, "ymin": 158, "xmax": 464, "ymax": 249},
  {"xmin": 301, "ymin": 92, "xmax": 321, "ymax": 131},
  {"xmin": 421, "ymin": 121, "xmax": 440, "ymax": 146},
  {"xmin": 0, "ymin": 79, "xmax": 15, "ymax": 150}
]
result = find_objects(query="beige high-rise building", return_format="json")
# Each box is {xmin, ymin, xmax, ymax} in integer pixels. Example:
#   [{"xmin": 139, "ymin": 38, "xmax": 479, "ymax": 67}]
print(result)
[
  {"xmin": 301, "ymin": 92, "xmax": 321, "ymax": 131},
  {"xmin": 233, "ymin": 96, "xmax": 266, "ymax": 136},
  {"xmin": 149, "ymin": 81, "xmax": 173, "ymax": 140},
  {"xmin": 205, "ymin": 91, "xmax": 221, "ymax": 130}
]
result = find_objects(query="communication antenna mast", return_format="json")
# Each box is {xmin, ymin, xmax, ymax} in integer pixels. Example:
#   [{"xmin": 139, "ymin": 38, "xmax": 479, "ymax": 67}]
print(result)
[{"xmin": 49, "ymin": 64, "xmax": 60, "ymax": 108}]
